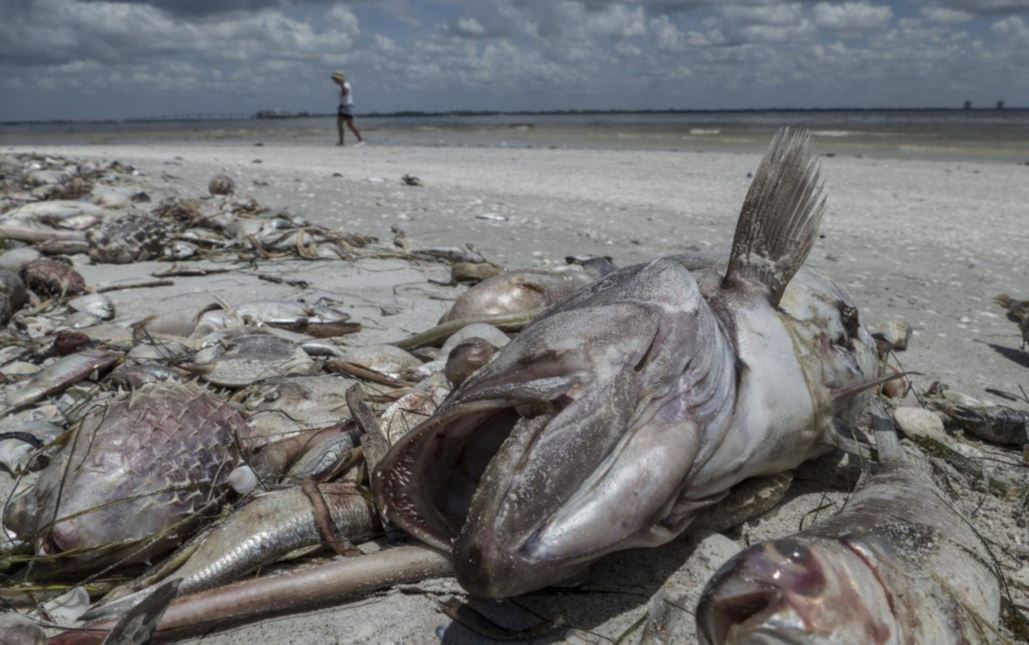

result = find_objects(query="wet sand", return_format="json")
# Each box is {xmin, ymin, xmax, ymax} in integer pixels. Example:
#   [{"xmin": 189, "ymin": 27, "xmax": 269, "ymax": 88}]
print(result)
[{"xmin": 3, "ymin": 140, "xmax": 1028, "ymax": 643}]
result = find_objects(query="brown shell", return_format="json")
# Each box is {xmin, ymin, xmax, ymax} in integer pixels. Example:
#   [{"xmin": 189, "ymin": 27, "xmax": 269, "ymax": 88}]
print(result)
[
  {"xmin": 4, "ymin": 381, "xmax": 255, "ymax": 566},
  {"xmin": 86, "ymin": 214, "xmax": 169, "ymax": 264},
  {"xmin": 18, "ymin": 258, "xmax": 87, "ymax": 296}
]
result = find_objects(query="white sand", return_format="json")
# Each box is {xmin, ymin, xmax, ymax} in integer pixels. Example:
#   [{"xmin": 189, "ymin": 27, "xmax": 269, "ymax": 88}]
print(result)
[{"xmin": 4, "ymin": 142, "xmax": 1027, "ymax": 643}]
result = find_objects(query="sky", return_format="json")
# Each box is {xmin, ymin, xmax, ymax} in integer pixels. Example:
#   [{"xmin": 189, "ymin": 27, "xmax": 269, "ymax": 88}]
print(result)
[{"xmin": 0, "ymin": 0, "xmax": 1027, "ymax": 120}]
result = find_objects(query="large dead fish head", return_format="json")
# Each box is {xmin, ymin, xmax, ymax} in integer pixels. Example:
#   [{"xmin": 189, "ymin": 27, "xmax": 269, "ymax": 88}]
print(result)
[
  {"xmin": 374, "ymin": 258, "xmax": 736, "ymax": 597},
  {"xmin": 696, "ymin": 537, "xmax": 896, "ymax": 644}
]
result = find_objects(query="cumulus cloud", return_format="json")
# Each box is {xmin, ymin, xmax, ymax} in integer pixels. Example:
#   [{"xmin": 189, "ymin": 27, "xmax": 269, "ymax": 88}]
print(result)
[
  {"xmin": 921, "ymin": 6, "xmax": 975, "ymax": 22},
  {"xmin": 813, "ymin": 2, "xmax": 893, "ymax": 30}
]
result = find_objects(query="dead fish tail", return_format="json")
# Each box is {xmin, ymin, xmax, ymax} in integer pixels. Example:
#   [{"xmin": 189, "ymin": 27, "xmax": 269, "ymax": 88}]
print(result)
[{"xmin": 724, "ymin": 127, "xmax": 826, "ymax": 305}]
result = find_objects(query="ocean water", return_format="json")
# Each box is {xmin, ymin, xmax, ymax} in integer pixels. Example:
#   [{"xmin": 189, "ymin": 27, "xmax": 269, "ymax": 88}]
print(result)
[{"xmin": 3, "ymin": 110, "xmax": 1028, "ymax": 161}]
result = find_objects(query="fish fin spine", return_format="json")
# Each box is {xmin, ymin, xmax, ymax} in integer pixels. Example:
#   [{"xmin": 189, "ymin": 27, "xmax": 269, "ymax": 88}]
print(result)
[{"xmin": 724, "ymin": 127, "xmax": 826, "ymax": 305}]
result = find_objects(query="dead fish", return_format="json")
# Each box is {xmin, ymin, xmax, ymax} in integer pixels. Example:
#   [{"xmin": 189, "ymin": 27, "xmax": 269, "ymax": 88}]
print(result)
[
  {"xmin": 0, "ymin": 200, "xmax": 106, "ymax": 229},
  {"xmin": 695, "ymin": 408, "xmax": 1000, "ymax": 644},
  {"xmin": 2, "ymin": 348, "xmax": 120, "ymax": 414},
  {"xmin": 925, "ymin": 382, "xmax": 1029, "ymax": 448},
  {"xmin": 438, "ymin": 266, "xmax": 593, "ymax": 324},
  {"xmin": 68, "ymin": 293, "xmax": 115, "ymax": 320},
  {"xmin": 236, "ymin": 374, "xmax": 356, "ymax": 448},
  {"xmin": 1, "ymin": 267, "xmax": 29, "ymax": 325},
  {"xmin": 336, "ymin": 344, "xmax": 422, "ymax": 379},
  {"xmin": 0, "ymin": 419, "xmax": 61, "ymax": 475},
  {"xmin": 374, "ymin": 129, "xmax": 880, "ymax": 598},
  {"xmin": 3, "ymin": 381, "xmax": 253, "ymax": 568},
  {"xmin": 282, "ymin": 428, "xmax": 359, "ymax": 483},
  {"xmin": 186, "ymin": 331, "xmax": 318, "ymax": 388},
  {"xmin": 234, "ymin": 299, "xmax": 359, "ymax": 338},
  {"xmin": 445, "ymin": 338, "xmax": 498, "ymax": 387},
  {"xmin": 418, "ymin": 245, "xmax": 488, "ymax": 264},
  {"xmin": 87, "ymin": 214, "xmax": 169, "ymax": 264},
  {"xmin": 85, "ymin": 483, "xmax": 379, "ymax": 620},
  {"xmin": 565, "ymin": 255, "xmax": 618, "ymax": 279},
  {"xmin": 378, "ymin": 372, "xmax": 450, "ymax": 448},
  {"xmin": 108, "ymin": 362, "xmax": 185, "ymax": 389},
  {"xmin": 19, "ymin": 258, "xmax": 87, "ymax": 297}
]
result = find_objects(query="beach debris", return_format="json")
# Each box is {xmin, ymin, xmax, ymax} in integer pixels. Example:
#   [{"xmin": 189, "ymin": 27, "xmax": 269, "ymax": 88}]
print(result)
[
  {"xmin": 236, "ymin": 374, "xmax": 356, "ymax": 447},
  {"xmin": 924, "ymin": 382, "xmax": 1029, "ymax": 448},
  {"xmin": 1, "ymin": 348, "xmax": 120, "ymax": 413},
  {"xmin": 208, "ymin": 173, "xmax": 235, "ymax": 196},
  {"xmin": 995, "ymin": 293, "xmax": 1029, "ymax": 349},
  {"xmin": 892, "ymin": 405, "xmax": 947, "ymax": 442},
  {"xmin": 695, "ymin": 408, "xmax": 1000, "ymax": 644},
  {"xmin": 373, "ymin": 129, "xmax": 882, "ymax": 598},
  {"xmin": 68, "ymin": 292, "xmax": 115, "ymax": 320},
  {"xmin": 86, "ymin": 214, "xmax": 170, "ymax": 264},
  {"xmin": 186, "ymin": 331, "xmax": 319, "ymax": 388},
  {"xmin": 565, "ymin": 254, "xmax": 618, "ymax": 278},
  {"xmin": 451, "ymin": 261, "xmax": 503, "ymax": 284},
  {"xmin": 0, "ymin": 267, "xmax": 29, "ymax": 324},
  {"xmin": 0, "ymin": 611, "xmax": 46, "ymax": 644},
  {"xmin": 438, "ymin": 267, "xmax": 592, "ymax": 324},
  {"xmin": 335, "ymin": 344, "xmax": 421, "ymax": 380},
  {"xmin": 19, "ymin": 257, "xmax": 87, "ymax": 297},
  {"xmin": 3, "ymin": 381, "xmax": 253, "ymax": 567},
  {"xmin": 871, "ymin": 317, "xmax": 912, "ymax": 352},
  {"xmin": 417, "ymin": 245, "xmax": 487, "ymax": 264},
  {"xmin": 401, "ymin": 174, "xmax": 422, "ymax": 186},
  {"xmin": 0, "ymin": 246, "xmax": 42, "ymax": 270},
  {"xmin": 232, "ymin": 299, "xmax": 359, "ymax": 338}
]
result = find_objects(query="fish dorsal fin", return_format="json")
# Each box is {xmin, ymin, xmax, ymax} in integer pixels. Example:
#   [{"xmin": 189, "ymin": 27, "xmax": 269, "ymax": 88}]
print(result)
[{"xmin": 725, "ymin": 128, "xmax": 826, "ymax": 305}]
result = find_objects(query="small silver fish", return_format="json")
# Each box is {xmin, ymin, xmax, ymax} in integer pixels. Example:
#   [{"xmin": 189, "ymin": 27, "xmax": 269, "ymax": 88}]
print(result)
[
  {"xmin": 374, "ymin": 129, "xmax": 880, "ymax": 598},
  {"xmin": 85, "ymin": 483, "xmax": 378, "ymax": 620},
  {"xmin": 68, "ymin": 293, "xmax": 115, "ymax": 321},
  {"xmin": 695, "ymin": 408, "xmax": 1000, "ymax": 644},
  {"xmin": 2, "ymin": 348, "xmax": 120, "ymax": 414}
]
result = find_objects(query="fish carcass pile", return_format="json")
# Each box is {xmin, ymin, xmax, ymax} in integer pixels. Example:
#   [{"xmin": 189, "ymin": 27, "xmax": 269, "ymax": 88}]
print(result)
[{"xmin": 0, "ymin": 132, "xmax": 1026, "ymax": 644}]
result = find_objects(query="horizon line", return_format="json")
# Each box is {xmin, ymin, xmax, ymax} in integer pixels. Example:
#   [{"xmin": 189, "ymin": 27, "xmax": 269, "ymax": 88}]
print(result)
[{"xmin": 2, "ymin": 105, "xmax": 1026, "ymax": 126}]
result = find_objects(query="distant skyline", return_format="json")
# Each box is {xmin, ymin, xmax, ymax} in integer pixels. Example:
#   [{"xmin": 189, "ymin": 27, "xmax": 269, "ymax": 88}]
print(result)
[{"xmin": 1, "ymin": 0, "xmax": 1027, "ymax": 121}]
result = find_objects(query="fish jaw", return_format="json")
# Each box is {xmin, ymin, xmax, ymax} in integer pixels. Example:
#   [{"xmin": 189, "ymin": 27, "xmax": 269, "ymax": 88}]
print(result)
[
  {"xmin": 697, "ymin": 537, "xmax": 897, "ymax": 645},
  {"xmin": 374, "ymin": 258, "xmax": 736, "ymax": 597}
]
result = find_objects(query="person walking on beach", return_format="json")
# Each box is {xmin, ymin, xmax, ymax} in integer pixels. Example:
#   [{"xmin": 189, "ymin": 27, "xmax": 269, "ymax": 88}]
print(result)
[{"xmin": 332, "ymin": 71, "xmax": 364, "ymax": 146}]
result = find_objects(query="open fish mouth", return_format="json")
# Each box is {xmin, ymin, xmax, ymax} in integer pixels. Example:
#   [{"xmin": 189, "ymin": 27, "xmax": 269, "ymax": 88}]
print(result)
[
  {"xmin": 376, "ymin": 300, "xmax": 683, "ymax": 596},
  {"xmin": 374, "ymin": 276, "xmax": 719, "ymax": 598}
]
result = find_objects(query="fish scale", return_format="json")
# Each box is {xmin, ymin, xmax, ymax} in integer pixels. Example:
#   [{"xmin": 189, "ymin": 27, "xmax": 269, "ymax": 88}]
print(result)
[{"xmin": 4, "ymin": 381, "xmax": 255, "ymax": 568}]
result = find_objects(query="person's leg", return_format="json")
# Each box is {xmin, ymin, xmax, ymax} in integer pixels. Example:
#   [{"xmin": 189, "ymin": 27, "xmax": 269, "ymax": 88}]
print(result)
[
  {"xmin": 345, "ymin": 117, "xmax": 363, "ymax": 143},
  {"xmin": 336, "ymin": 114, "xmax": 345, "ymax": 145}
]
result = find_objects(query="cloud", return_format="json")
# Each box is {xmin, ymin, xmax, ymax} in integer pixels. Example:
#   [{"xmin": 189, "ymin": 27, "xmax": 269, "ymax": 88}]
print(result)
[
  {"xmin": 813, "ymin": 2, "xmax": 893, "ymax": 30},
  {"xmin": 937, "ymin": 0, "xmax": 1029, "ymax": 14},
  {"xmin": 921, "ymin": 6, "xmax": 975, "ymax": 22}
]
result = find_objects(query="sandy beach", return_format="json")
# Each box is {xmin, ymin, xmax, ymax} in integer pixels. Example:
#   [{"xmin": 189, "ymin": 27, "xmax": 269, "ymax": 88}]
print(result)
[
  {"xmin": 14, "ymin": 140, "xmax": 1028, "ymax": 397},
  {"xmin": 2, "ymin": 139, "xmax": 1027, "ymax": 643}
]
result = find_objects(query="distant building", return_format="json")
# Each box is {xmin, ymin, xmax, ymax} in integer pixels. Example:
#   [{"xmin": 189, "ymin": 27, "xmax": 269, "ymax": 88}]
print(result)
[
  {"xmin": 996, "ymin": 100, "xmax": 1005, "ymax": 110},
  {"xmin": 963, "ymin": 100, "xmax": 972, "ymax": 110}
]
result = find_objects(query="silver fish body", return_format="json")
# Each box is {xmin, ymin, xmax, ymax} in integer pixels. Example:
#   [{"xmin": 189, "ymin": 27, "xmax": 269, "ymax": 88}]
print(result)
[
  {"xmin": 374, "ymin": 129, "xmax": 879, "ymax": 598},
  {"xmin": 85, "ymin": 483, "xmax": 378, "ymax": 620},
  {"xmin": 695, "ymin": 413, "xmax": 1000, "ymax": 644}
]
